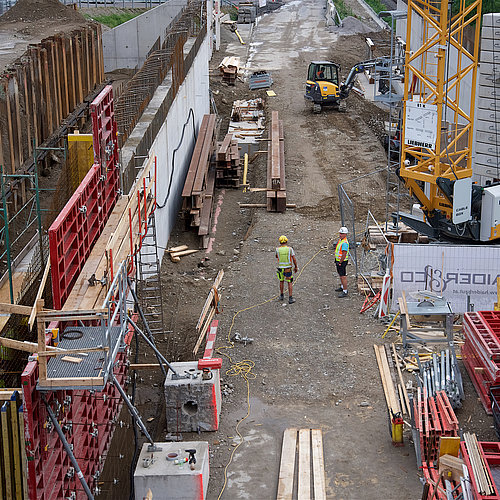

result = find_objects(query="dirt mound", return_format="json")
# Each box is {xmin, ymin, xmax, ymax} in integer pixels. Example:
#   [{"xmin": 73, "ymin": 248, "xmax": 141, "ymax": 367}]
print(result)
[
  {"xmin": 0, "ymin": 0, "xmax": 90, "ymax": 35},
  {"xmin": 336, "ymin": 16, "xmax": 376, "ymax": 35}
]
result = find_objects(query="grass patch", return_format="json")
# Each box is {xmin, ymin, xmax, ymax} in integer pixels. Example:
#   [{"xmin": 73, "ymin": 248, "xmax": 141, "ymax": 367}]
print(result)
[
  {"xmin": 333, "ymin": 0, "xmax": 354, "ymax": 19},
  {"xmin": 84, "ymin": 12, "xmax": 143, "ymax": 28},
  {"xmin": 363, "ymin": 0, "xmax": 386, "ymax": 15}
]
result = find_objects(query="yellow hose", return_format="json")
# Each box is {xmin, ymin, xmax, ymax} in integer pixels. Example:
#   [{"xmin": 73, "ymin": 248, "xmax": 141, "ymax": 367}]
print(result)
[{"xmin": 235, "ymin": 30, "xmax": 245, "ymax": 45}]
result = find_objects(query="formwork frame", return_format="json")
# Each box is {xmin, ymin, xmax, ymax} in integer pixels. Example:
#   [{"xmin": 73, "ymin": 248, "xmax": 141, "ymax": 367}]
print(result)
[{"xmin": 399, "ymin": 0, "xmax": 482, "ymax": 218}]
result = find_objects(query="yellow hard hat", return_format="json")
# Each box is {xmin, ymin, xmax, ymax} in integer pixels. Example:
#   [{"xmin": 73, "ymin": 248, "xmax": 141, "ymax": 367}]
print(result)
[{"xmin": 279, "ymin": 235, "xmax": 288, "ymax": 244}]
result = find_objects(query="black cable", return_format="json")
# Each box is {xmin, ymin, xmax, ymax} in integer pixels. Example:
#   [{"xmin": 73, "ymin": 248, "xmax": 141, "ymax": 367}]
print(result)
[{"xmin": 156, "ymin": 108, "xmax": 197, "ymax": 209}]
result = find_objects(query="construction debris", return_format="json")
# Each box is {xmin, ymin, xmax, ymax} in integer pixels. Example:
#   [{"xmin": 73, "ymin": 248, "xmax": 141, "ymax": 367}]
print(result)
[
  {"xmin": 193, "ymin": 270, "xmax": 224, "ymax": 355},
  {"xmin": 181, "ymin": 114, "xmax": 217, "ymax": 248},
  {"xmin": 219, "ymin": 56, "xmax": 240, "ymax": 85}
]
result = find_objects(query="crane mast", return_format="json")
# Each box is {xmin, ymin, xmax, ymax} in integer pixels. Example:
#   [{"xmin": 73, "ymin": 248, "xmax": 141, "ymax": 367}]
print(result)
[{"xmin": 398, "ymin": 0, "xmax": 483, "ymax": 239}]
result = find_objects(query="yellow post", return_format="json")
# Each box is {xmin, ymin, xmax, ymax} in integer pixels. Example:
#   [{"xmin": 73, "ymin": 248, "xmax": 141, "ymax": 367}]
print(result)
[{"xmin": 242, "ymin": 153, "xmax": 249, "ymax": 192}]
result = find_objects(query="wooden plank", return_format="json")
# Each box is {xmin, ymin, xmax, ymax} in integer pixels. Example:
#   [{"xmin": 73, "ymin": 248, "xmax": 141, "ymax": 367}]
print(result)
[
  {"xmin": 298, "ymin": 429, "xmax": 311, "ymax": 500},
  {"xmin": 52, "ymin": 39, "xmax": 63, "ymax": 123},
  {"xmin": 17, "ymin": 403, "xmax": 28, "ymax": 496},
  {"xmin": 167, "ymin": 245, "xmax": 188, "ymax": 253},
  {"xmin": 3, "ymin": 79, "xmax": 16, "ymax": 172},
  {"xmin": 74, "ymin": 35, "xmax": 83, "ymax": 104},
  {"xmin": 373, "ymin": 344, "xmax": 400, "ymax": 414},
  {"xmin": 66, "ymin": 38, "xmax": 75, "ymax": 111},
  {"xmin": 28, "ymin": 258, "xmax": 50, "ymax": 329},
  {"xmin": 1, "ymin": 403, "xmax": 12, "ymax": 498},
  {"xmin": 0, "ymin": 303, "xmax": 33, "ymax": 315},
  {"xmin": 19, "ymin": 65, "xmax": 32, "ymax": 158},
  {"xmin": 9, "ymin": 396, "xmax": 22, "ymax": 499},
  {"xmin": 59, "ymin": 37, "xmax": 69, "ymax": 116},
  {"xmin": 311, "ymin": 429, "xmax": 326, "ymax": 500},
  {"xmin": 196, "ymin": 270, "xmax": 224, "ymax": 330},
  {"xmin": 0, "ymin": 391, "xmax": 22, "ymax": 401},
  {"xmin": 0, "ymin": 336, "xmax": 59, "ymax": 354},
  {"xmin": 182, "ymin": 114, "xmax": 210, "ymax": 198},
  {"xmin": 37, "ymin": 304, "xmax": 47, "ymax": 383},
  {"xmin": 41, "ymin": 48, "xmax": 53, "ymax": 135},
  {"xmin": 199, "ymin": 167, "xmax": 216, "ymax": 236},
  {"xmin": 61, "ymin": 356, "xmax": 84, "ymax": 364},
  {"xmin": 170, "ymin": 249, "xmax": 199, "ymax": 258},
  {"xmin": 37, "ymin": 376, "xmax": 104, "ymax": 388},
  {"xmin": 192, "ymin": 114, "xmax": 216, "ymax": 194},
  {"xmin": 276, "ymin": 428, "xmax": 297, "ymax": 500},
  {"xmin": 38, "ymin": 346, "xmax": 108, "ymax": 357},
  {"xmin": 401, "ymin": 291, "xmax": 412, "ymax": 329}
]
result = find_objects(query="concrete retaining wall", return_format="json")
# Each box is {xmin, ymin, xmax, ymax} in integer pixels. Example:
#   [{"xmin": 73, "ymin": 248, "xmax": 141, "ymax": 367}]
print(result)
[
  {"xmin": 103, "ymin": 0, "xmax": 187, "ymax": 72},
  {"xmin": 121, "ymin": 33, "xmax": 211, "ymax": 263}
]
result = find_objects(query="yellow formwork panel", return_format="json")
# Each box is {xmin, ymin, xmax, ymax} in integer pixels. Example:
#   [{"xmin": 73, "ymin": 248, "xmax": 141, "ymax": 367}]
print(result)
[{"xmin": 68, "ymin": 133, "xmax": 95, "ymax": 191}]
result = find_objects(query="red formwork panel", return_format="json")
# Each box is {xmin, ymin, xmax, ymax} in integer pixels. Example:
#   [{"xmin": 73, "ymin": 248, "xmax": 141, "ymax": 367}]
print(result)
[
  {"xmin": 460, "ymin": 441, "xmax": 500, "ymax": 500},
  {"xmin": 91, "ymin": 85, "xmax": 120, "ymax": 221},
  {"xmin": 21, "ymin": 320, "xmax": 135, "ymax": 500},
  {"xmin": 462, "ymin": 341, "xmax": 495, "ymax": 414},
  {"xmin": 50, "ymin": 87, "xmax": 120, "ymax": 310}
]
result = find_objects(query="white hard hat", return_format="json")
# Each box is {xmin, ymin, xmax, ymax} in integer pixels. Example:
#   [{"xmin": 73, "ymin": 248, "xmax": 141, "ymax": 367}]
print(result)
[{"xmin": 339, "ymin": 226, "xmax": 348, "ymax": 234}]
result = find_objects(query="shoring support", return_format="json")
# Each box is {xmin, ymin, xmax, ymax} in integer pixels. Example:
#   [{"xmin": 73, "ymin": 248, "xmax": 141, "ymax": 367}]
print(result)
[
  {"xmin": 110, "ymin": 372, "xmax": 161, "ymax": 452},
  {"xmin": 41, "ymin": 395, "xmax": 95, "ymax": 500},
  {"xmin": 0, "ymin": 166, "xmax": 14, "ymax": 303},
  {"xmin": 126, "ymin": 316, "xmax": 178, "ymax": 377},
  {"xmin": 127, "ymin": 277, "xmax": 167, "ymax": 378}
]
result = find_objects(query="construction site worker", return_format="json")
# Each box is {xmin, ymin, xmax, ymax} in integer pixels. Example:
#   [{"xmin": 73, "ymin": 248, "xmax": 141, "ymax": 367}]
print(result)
[
  {"xmin": 317, "ymin": 66, "xmax": 325, "ymax": 79},
  {"xmin": 335, "ymin": 227, "xmax": 349, "ymax": 298},
  {"xmin": 276, "ymin": 235, "xmax": 298, "ymax": 304}
]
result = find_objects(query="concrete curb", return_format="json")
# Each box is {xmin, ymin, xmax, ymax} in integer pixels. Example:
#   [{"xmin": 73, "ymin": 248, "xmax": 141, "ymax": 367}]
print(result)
[{"xmin": 354, "ymin": 0, "xmax": 389, "ymax": 31}]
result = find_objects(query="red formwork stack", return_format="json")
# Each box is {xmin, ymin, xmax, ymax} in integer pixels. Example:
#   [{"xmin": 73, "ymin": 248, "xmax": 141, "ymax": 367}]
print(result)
[
  {"xmin": 462, "ymin": 311, "xmax": 500, "ymax": 414},
  {"xmin": 414, "ymin": 389, "xmax": 460, "ymax": 464},
  {"xmin": 49, "ymin": 85, "xmax": 120, "ymax": 310}
]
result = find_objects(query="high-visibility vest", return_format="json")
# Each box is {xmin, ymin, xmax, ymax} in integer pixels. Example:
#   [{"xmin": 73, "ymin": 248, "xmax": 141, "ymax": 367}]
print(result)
[
  {"xmin": 335, "ymin": 238, "xmax": 349, "ymax": 261},
  {"xmin": 276, "ymin": 246, "xmax": 292, "ymax": 268}
]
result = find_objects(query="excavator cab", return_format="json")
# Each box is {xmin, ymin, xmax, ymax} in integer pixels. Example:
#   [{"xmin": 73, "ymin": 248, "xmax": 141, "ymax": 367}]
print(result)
[{"xmin": 305, "ymin": 61, "xmax": 341, "ymax": 113}]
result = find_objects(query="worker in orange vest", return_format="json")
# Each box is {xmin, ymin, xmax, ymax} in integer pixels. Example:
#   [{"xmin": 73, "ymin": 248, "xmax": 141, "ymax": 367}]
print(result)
[
  {"xmin": 335, "ymin": 227, "xmax": 349, "ymax": 298},
  {"xmin": 276, "ymin": 235, "xmax": 298, "ymax": 304}
]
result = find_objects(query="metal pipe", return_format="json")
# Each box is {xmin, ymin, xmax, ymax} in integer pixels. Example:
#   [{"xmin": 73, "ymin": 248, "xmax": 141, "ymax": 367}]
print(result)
[
  {"xmin": 42, "ymin": 395, "xmax": 95, "ymax": 500},
  {"xmin": 111, "ymin": 372, "xmax": 156, "ymax": 446},
  {"xmin": 127, "ymin": 277, "xmax": 167, "ymax": 378},
  {"xmin": 127, "ymin": 317, "xmax": 177, "ymax": 375}
]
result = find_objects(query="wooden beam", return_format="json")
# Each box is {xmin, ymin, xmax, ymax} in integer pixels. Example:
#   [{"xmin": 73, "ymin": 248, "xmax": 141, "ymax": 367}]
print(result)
[
  {"xmin": 0, "ymin": 390, "xmax": 22, "ymax": 401},
  {"xmin": 37, "ymin": 376, "xmax": 104, "ymax": 388},
  {"xmin": 38, "ymin": 346, "xmax": 109, "ymax": 357},
  {"xmin": 28, "ymin": 258, "xmax": 51, "ymax": 329},
  {"xmin": 37, "ymin": 300, "xmax": 47, "ymax": 382},
  {"xmin": 311, "ymin": 429, "xmax": 326, "ymax": 500},
  {"xmin": 0, "ymin": 337, "xmax": 60, "ymax": 353},
  {"xmin": 0, "ymin": 303, "xmax": 33, "ymax": 315},
  {"xmin": 276, "ymin": 428, "xmax": 297, "ymax": 500},
  {"xmin": 297, "ymin": 429, "xmax": 311, "ymax": 500}
]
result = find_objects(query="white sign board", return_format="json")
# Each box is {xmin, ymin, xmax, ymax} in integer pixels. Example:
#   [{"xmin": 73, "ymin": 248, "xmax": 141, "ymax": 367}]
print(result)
[
  {"xmin": 392, "ymin": 244, "xmax": 500, "ymax": 313},
  {"xmin": 453, "ymin": 177, "xmax": 472, "ymax": 224},
  {"xmin": 259, "ymin": 0, "xmax": 267, "ymax": 7},
  {"xmin": 404, "ymin": 101, "xmax": 438, "ymax": 149}
]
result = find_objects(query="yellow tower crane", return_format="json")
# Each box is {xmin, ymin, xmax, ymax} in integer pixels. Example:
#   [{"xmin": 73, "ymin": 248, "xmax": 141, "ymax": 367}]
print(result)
[{"xmin": 396, "ymin": 0, "xmax": 500, "ymax": 242}]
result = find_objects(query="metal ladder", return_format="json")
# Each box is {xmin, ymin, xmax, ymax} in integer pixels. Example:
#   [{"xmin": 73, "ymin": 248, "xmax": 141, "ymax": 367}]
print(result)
[{"xmin": 137, "ymin": 210, "xmax": 164, "ymax": 335}]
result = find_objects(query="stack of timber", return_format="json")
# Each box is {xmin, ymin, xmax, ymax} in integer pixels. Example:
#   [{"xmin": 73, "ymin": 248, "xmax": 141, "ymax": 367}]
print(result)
[
  {"xmin": 219, "ymin": 56, "xmax": 240, "ymax": 85},
  {"xmin": 216, "ymin": 133, "xmax": 241, "ymax": 187},
  {"xmin": 167, "ymin": 245, "xmax": 198, "ymax": 263},
  {"xmin": 364, "ymin": 222, "xmax": 429, "ymax": 247},
  {"xmin": 193, "ymin": 270, "xmax": 224, "ymax": 355},
  {"xmin": 374, "ymin": 344, "xmax": 403, "ymax": 416},
  {"xmin": 267, "ymin": 111, "xmax": 286, "ymax": 212},
  {"xmin": 461, "ymin": 435, "xmax": 498, "ymax": 498},
  {"xmin": 0, "ymin": 26, "xmax": 105, "ymax": 174},
  {"xmin": 181, "ymin": 114, "xmax": 217, "ymax": 248},
  {"xmin": 231, "ymin": 98, "xmax": 264, "ymax": 122},
  {"xmin": 357, "ymin": 273, "xmax": 385, "ymax": 292}
]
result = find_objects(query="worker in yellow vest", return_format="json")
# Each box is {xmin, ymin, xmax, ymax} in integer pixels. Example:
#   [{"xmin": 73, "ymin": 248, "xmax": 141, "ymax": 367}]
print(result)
[
  {"xmin": 276, "ymin": 235, "xmax": 298, "ymax": 304},
  {"xmin": 335, "ymin": 227, "xmax": 349, "ymax": 298}
]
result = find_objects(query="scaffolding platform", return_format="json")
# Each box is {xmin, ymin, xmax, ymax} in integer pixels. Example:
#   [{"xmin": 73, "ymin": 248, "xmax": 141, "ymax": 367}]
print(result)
[{"xmin": 38, "ymin": 326, "xmax": 124, "ymax": 391}]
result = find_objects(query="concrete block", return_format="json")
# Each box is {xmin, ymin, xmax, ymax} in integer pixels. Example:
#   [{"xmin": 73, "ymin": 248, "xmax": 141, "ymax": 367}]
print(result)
[
  {"xmin": 480, "ymin": 50, "xmax": 500, "ymax": 64},
  {"xmin": 164, "ymin": 361, "xmax": 221, "ymax": 432},
  {"xmin": 476, "ymin": 109, "xmax": 499, "ymax": 123},
  {"xmin": 478, "ymin": 80, "xmax": 500, "ymax": 98},
  {"xmin": 134, "ymin": 441, "xmax": 209, "ymax": 500},
  {"xmin": 478, "ymin": 95, "xmax": 500, "ymax": 111},
  {"xmin": 475, "ymin": 140, "xmax": 500, "ymax": 156},
  {"xmin": 473, "ymin": 164, "xmax": 499, "ymax": 179},
  {"xmin": 476, "ymin": 130, "xmax": 500, "ymax": 145},
  {"xmin": 482, "ymin": 13, "xmax": 500, "ymax": 28},
  {"xmin": 475, "ymin": 153, "xmax": 500, "ymax": 169}
]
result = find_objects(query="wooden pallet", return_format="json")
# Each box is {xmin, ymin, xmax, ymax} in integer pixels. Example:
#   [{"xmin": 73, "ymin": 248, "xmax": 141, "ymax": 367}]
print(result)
[{"xmin": 276, "ymin": 428, "xmax": 326, "ymax": 500}]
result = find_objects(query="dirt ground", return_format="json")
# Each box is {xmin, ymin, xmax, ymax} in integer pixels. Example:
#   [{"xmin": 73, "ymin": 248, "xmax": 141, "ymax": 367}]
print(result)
[{"xmin": 97, "ymin": 1, "xmax": 498, "ymax": 499}]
